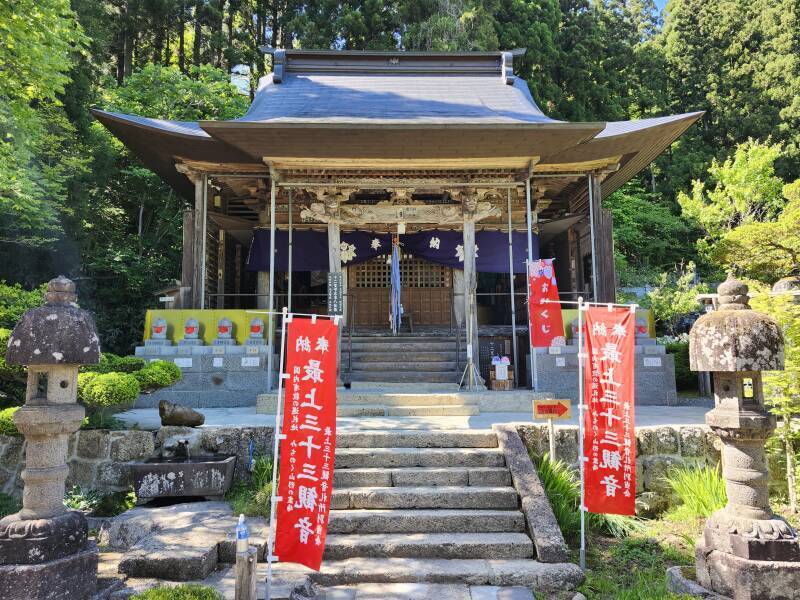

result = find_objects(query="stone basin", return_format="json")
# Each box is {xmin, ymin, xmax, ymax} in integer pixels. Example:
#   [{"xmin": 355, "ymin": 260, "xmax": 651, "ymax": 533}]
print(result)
[{"xmin": 130, "ymin": 455, "xmax": 236, "ymax": 502}]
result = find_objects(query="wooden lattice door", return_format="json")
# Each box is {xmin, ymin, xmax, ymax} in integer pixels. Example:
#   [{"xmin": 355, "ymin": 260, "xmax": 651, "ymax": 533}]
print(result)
[{"xmin": 349, "ymin": 255, "xmax": 452, "ymax": 327}]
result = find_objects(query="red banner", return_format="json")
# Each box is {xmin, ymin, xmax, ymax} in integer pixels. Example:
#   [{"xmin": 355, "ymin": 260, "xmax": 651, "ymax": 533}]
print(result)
[
  {"xmin": 274, "ymin": 316, "xmax": 338, "ymax": 570},
  {"xmin": 527, "ymin": 259, "xmax": 565, "ymax": 347},
  {"xmin": 583, "ymin": 306, "xmax": 636, "ymax": 515}
]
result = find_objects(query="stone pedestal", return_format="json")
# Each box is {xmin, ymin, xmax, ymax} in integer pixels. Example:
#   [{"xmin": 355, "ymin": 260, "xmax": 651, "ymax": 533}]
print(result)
[
  {"xmin": 0, "ymin": 277, "xmax": 101, "ymax": 599},
  {"xmin": 685, "ymin": 277, "xmax": 800, "ymax": 600}
]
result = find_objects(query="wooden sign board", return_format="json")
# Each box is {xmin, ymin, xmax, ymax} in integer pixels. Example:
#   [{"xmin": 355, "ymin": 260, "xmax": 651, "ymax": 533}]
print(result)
[{"xmin": 533, "ymin": 399, "xmax": 571, "ymax": 420}]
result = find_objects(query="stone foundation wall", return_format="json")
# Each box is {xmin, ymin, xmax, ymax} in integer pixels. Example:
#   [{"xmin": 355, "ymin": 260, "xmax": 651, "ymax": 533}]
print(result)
[
  {"xmin": 0, "ymin": 426, "xmax": 275, "ymax": 497},
  {"xmin": 515, "ymin": 423, "xmax": 721, "ymax": 496}
]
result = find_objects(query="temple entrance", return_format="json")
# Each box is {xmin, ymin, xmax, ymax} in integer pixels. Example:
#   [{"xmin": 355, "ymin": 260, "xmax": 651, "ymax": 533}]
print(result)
[{"xmin": 348, "ymin": 254, "xmax": 453, "ymax": 327}]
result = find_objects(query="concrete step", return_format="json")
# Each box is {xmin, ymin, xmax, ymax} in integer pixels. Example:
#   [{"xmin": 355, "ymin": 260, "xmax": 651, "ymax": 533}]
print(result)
[
  {"xmin": 348, "ymin": 382, "xmax": 461, "ymax": 392},
  {"xmin": 351, "ymin": 361, "xmax": 459, "ymax": 372},
  {"xmin": 345, "ymin": 351, "xmax": 463, "ymax": 362},
  {"xmin": 336, "ymin": 393, "xmax": 478, "ymax": 407},
  {"xmin": 387, "ymin": 405, "xmax": 479, "ymax": 416},
  {"xmin": 322, "ymin": 583, "xmax": 535, "ymax": 600},
  {"xmin": 310, "ymin": 558, "xmax": 585, "ymax": 591},
  {"xmin": 331, "ymin": 486, "xmax": 518, "ymax": 510},
  {"xmin": 337, "ymin": 430, "xmax": 497, "ymax": 448},
  {"xmin": 349, "ymin": 371, "xmax": 459, "ymax": 383},
  {"xmin": 337, "ymin": 404, "xmax": 389, "ymax": 417},
  {"xmin": 333, "ymin": 467, "xmax": 511, "ymax": 488},
  {"xmin": 346, "ymin": 341, "xmax": 462, "ymax": 352},
  {"xmin": 334, "ymin": 447, "xmax": 506, "ymax": 469},
  {"xmin": 328, "ymin": 509, "xmax": 524, "ymax": 534},
  {"xmin": 323, "ymin": 532, "xmax": 534, "ymax": 560}
]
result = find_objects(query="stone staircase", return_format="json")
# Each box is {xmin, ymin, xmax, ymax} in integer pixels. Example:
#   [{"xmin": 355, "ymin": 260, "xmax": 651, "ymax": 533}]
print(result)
[
  {"xmin": 309, "ymin": 429, "xmax": 583, "ymax": 594},
  {"xmin": 342, "ymin": 333, "xmax": 466, "ymax": 385},
  {"xmin": 336, "ymin": 390, "xmax": 480, "ymax": 417}
]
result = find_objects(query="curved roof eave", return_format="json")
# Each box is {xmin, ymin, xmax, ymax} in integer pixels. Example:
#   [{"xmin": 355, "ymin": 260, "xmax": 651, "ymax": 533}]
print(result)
[
  {"xmin": 539, "ymin": 111, "xmax": 704, "ymax": 198},
  {"xmin": 91, "ymin": 109, "xmax": 261, "ymax": 200}
]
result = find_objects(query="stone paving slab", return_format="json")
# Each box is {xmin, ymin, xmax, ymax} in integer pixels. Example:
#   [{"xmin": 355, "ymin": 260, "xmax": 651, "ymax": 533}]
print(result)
[
  {"xmin": 323, "ymin": 583, "xmax": 472, "ymax": 600},
  {"xmin": 118, "ymin": 406, "xmax": 709, "ymax": 431}
]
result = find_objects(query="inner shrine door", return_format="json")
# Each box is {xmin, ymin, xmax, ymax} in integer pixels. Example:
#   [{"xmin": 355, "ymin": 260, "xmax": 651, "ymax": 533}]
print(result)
[{"xmin": 348, "ymin": 254, "xmax": 453, "ymax": 327}]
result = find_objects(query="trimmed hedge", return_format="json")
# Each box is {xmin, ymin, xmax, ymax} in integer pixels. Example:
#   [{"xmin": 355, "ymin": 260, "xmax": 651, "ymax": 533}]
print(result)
[
  {"xmin": 149, "ymin": 360, "xmax": 181, "ymax": 383},
  {"xmin": 78, "ymin": 372, "xmax": 140, "ymax": 409},
  {"xmin": 0, "ymin": 407, "xmax": 19, "ymax": 436},
  {"xmin": 133, "ymin": 361, "xmax": 181, "ymax": 391},
  {"xmin": 665, "ymin": 341, "xmax": 696, "ymax": 391},
  {"xmin": 83, "ymin": 353, "xmax": 146, "ymax": 374}
]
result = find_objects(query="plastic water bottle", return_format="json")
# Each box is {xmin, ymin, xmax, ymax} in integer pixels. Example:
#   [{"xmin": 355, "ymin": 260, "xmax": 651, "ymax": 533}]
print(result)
[{"xmin": 236, "ymin": 514, "xmax": 249, "ymax": 553}]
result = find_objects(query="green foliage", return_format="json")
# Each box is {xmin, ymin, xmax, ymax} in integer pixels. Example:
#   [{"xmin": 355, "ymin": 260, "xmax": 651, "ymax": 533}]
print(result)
[
  {"xmin": 83, "ymin": 353, "xmax": 146, "ymax": 374},
  {"xmin": 533, "ymin": 453, "xmax": 643, "ymax": 544},
  {"xmin": 148, "ymin": 361, "xmax": 182, "ymax": 384},
  {"xmin": 646, "ymin": 262, "xmax": 707, "ymax": 335},
  {"xmin": 64, "ymin": 486, "xmax": 136, "ymax": 516},
  {"xmin": 606, "ymin": 180, "xmax": 697, "ymax": 286},
  {"xmin": 0, "ymin": 493, "xmax": 20, "ymax": 518},
  {"xmin": 131, "ymin": 585, "xmax": 222, "ymax": 600},
  {"xmin": 714, "ymin": 181, "xmax": 800, "ymax": 281},
  {"xmin": 226, "ymin": 455, "xmax": 274, "ymax": 519},
  {"xmin": 132, "ymin": 361, "xmax": 181, "ymax": 391},
  {"xmin": 0, "ymin": 282, "xmax": 46, "ymax": 329},
  {"xmin": 0, "ymin": 407, "xmax": 20, "ymax": 437},
  {"xmin": 665, "ymin": 464, "xmax": 727, "ymax": 518},
  {"xmin": 81, "ymin": 411, "xmax": 129, "ymax": 431},
  {"xmin": 662, "ymin": 339, "xmax": 696, "ymax": 391},
  {"xmin": 78, "ymin": 372, "xmax": 140, "ymax": 409},
  {"xmin": 0, "ymin": 328, "xmax": 26, "ymax": 406}
]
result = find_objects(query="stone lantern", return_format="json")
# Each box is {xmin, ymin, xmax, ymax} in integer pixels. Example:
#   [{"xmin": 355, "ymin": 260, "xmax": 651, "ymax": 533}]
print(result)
[
  {"xmin": 0, "ymin": 277, "xmax": 100, "ymax": 599},
  {"xmin": 689, "ymin": 276, "xmax": 800, "ymax": 599}
]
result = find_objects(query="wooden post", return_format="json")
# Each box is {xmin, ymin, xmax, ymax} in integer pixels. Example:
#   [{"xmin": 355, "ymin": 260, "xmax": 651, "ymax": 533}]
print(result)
[
  {"xmin": 463, "ymin": 217, "xmax": 480, "ymax": 384},
  {"xmin": 235, "ymin": 547, "xmax": 257, "ymax": 600},
  {"xmin": 328, "ymin": 220, "xmax": 343, "ymax": 383},
  {"xmin": 192, "ymin": 177, "xmax": 205, "ymax": 309},
  {"xmin": 588, "ymin": 175, "xmax": 616, "ymax": 303},
  {"xmin": 179, "ymin": 209, "xmax": 195, "ymax": 309}
]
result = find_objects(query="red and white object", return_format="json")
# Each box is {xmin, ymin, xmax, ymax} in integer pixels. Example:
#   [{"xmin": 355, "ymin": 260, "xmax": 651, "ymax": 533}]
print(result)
[
  {"xmin": 582, "ymin": 306, "xmax": 636, "ymax": 516},
  {"xmin": 527, "ymin": 259, "xmax": 565, "ymax": 347},
  {"xmin": 273, "ymin": 316, "xmax": 338, "ymax": 570}
]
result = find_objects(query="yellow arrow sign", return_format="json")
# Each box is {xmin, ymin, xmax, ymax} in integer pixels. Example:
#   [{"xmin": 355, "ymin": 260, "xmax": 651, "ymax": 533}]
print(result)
[{"xmin": 533, "ymin": 399, "xmax": 572, "ymax": 420}]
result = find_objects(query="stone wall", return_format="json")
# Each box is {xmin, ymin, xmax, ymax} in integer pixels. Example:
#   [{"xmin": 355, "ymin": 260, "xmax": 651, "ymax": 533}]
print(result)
[
  {"xmin": 0, "ymin": 426, "xmax": 275, "ymax": 497},
  {"xmin": 515, "ymin": 423, "xmax": 721, "ymax": 497}
]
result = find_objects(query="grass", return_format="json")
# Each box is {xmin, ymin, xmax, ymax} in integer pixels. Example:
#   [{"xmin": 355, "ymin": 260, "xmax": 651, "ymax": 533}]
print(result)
[
  {"xmin": 664, "ymin": 464, "xmax": 727, "ymax": 518},
  {"xmin": 225, "ymin": 455, "xmax": 274, "ymax": 518},
  {"xmin": 81, "ymin": 410, "xmax": 130, "ymax": 431},
  {"xmin": 534, "ymin": 452, "xmax": 644, "ymax": 543},
  {"xmin": 63, "ymin": 486, "xmax": 136, "ymax": 517},
  {"xmin": 130, "ymin": 584, "xmax": 222, "ymax": 599}
]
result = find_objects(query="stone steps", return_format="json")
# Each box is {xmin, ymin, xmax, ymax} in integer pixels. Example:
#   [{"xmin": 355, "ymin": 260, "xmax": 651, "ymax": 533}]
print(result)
[
  {"xmin": 333, "ymin": 467, "xmax": 511, "ymax": 488},
  {"xmin": 322, "ymin": 583, "xmax": 535, "ymax": 600},
  {"xmin": 337, "ymin": 404, "xmax": 479, "ymax": 417},
  {"xmin": 345, "ymin": 351, "xmax": 464, "ymax": 362},
  {"xmin": 334, "ymin": 448, "xmax": 506, "ymax": 468},
  {"xmin": 348, "ymin": 370, "xmax": 460, "ymax": 383},
  {"xmin": 331, "ymin": 486, "xmax": 519, "ymax": 510},
  {"xmin": 323, "ymin": 532, "xmax": 534, "ymax": 560},
  {"xmin": 309, "ymin": 558, "xmax": 584, "ymax": 592},
  {"xmin": 337, "ymin": 430, "xmax": 497, "ymax": 448},
  {"xmin": 351, "ymin": 361, "xmax": 459, "ymax": 372},
  {"xmin": 328, "ymin": 509, "xmax": 525, "ymax": 534},
  {"xmin": 337, "ymin": 393, "xmax": 478, "ymax": 406}
]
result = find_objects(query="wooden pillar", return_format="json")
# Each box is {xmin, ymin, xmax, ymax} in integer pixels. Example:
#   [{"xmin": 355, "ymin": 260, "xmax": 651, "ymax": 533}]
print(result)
[
  {"xmin": 327, "ymin": 221, "xmax": 343, "ymax": 384},
  {"xmin": 256, "ymin": 202, "xmax": 270, "ymax": 310},
  {"xmin": 216, "ymin": 229, "xmax": 226, "ymax": 309},
  {"xmin": 463, "ymin": 218, "xmax": 480, "ymax": 380},
  {"xmin": 179, "ymin": 209, "xmax": 195, "ymax": 309},
  {"xmin": 191, "ymin": 176, "xmax": 207, "ymax": 309},
  {"xmin": 589, "ymin": 176, "xmax": 617, "ymax": 303}
]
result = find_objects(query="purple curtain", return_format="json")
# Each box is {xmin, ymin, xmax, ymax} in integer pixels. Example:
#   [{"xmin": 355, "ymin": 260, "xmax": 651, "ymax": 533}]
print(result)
[{"xmin": 247, "ymin": 228, "xmax": 538, "ymax": 273}]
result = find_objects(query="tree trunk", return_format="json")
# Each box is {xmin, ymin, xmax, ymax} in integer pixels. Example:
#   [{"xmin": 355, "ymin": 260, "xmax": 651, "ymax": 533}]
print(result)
[
  {"xmin": 193, "ymin": 0, "xmax": 203, "ymax": 67},
  {"xmin": 178, "ymin": 0, "xmax": 186, "ymax": 72},
  {"xmin": 787, "ymin": 434, "xmax": 797, "ymax": 514}
]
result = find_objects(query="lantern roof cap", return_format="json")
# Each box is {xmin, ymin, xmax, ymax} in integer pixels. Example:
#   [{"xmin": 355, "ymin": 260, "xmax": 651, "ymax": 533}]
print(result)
[{"xmin": 5, "ymin": 277, "xmax": 101, "ymax": 366}]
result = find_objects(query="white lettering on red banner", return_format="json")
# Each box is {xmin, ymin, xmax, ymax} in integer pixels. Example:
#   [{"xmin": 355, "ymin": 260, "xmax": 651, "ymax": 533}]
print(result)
[
  {"xmin": 583, "ymin": 307, "xmax": 636, "ymax": 516},
  {"xmin": 527, "ymin": 259, "xmax": 566, "ymax": 347},
  {"xmin": 274, "ymin": 317, "xmax": 338, "ymax": 570}
]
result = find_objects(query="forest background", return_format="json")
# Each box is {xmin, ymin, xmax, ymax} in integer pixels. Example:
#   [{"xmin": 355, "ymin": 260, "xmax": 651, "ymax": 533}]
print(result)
[{"xmin": 1, "ymin": 0, "xmax": 799, "ymax": 353}]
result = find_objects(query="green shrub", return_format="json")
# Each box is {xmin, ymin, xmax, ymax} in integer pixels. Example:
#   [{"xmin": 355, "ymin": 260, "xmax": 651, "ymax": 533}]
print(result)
[
  {"xmin": 533, "ymin": 452, "xmax": 643, "ymax": 543},
  {"xmin": 83, "ymin": 353, "xmax": 146, "ymax": 374},
  {"xmin": 226, "ymin": 455, "xmax": 274, "ymax": 519},
  {"xmin": 0, "ymin": 492, "xmax": 20, "ymax": 518},
  {"xmin": 665, "ymin": 464, "xmax": 727, "ymax": 517},
  {"xmin": 78, "ymin": 372, "xmax": 140, "ymax": 409},
  {"xmin": 0, "ymin": 328, "xmax": 26, "ymax": 407},
  {"xmin": 0, "ymin": 407, "xmax": 20, "ymax": 436},
  {"xmin": 149, "ymin": 360, "xmax": 181, "ymax": 384},
  {"xmin": 64, "ymin": 486, "xmax": 104, "ymax": 513},
  {"xmin": 0, "ymin": 281, "xmax": 45, "ymax": 329},
  {"xmin": 64, "ymin": 486, "xmax": 136, "ymax": 516},
  {"xmin": 665, "ymin": 340, "xmax": 696, "ymax": 391},
  {"xmin": 131, "ymin": 584, "xmax": 222, "ymax": 600},
  {"xmin": 133, "ymin": 366, "xmax": 173, "ymax": 391},
  {"xmin": 81, "ymin": 411, "xmax": 129, "ymax": 431}
]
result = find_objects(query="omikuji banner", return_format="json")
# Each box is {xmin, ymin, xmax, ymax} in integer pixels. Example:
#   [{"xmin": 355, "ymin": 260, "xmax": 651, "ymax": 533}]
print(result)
[
  {"xmin": 527, "ymin": 259, "xmax": 565, "ymax": 347},
  {"xmin": 583, "ymin": 307, "xmax": 636, "ymax": 516},
  {"xmin": 274, "ymin": 316, "xmax": 338, "ymax": 570}
]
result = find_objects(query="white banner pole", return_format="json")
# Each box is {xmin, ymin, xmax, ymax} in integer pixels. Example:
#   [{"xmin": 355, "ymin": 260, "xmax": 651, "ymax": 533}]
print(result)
[
  {"xmin": 265, "ymin": 307, "xmax": 289, "ymax": 600},
  {"xmin": 577, "ymin": 296, "xmax": 587, "ymax": 572}
]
